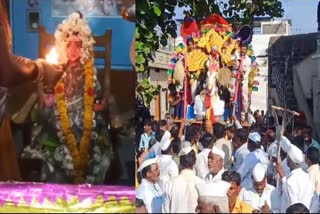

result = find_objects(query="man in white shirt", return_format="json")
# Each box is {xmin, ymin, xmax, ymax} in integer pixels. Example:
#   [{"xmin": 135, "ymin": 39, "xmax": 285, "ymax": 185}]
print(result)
[
  {"xmin": 195, "ymin": 180, "xmax": 231, "ymax": 213},
  {"xmin": 276, "ymin": 143, "xmax": 316, "ymax": 213},
  {"xmin": 157, "ymin": 131, "xmax": 179, "ymax": 192},
  {"xmin": 136, "ymin": 158, "xmax": 163, "ymax": 213},
  {"xmin": 232, "ymin": 128, "xmax": 250, "ymax": 171},
  {"xmin": 205, "ymin": 146, "xmax": 225, "ymax": 182},
  {"xmin": 239, "ymin": 163, "xmax": 281, "ymax": 212},
  {"xmin": 195, "ymin": 133, "xmax": 214, "ymax": 179},
  {"xmin": 305, "ymin": 146, "xmax": 320, "ymax": 196},
  {"xmin": 162, "ymin": 146, "xmax": 204, "ymax": 213},
  {"xmin": 237, "ymin": 132, "xmax": 269, "ymax": 189},
  {"xmin": 214, "ymin": 122, "xmax": 233, "ymax": 170}
]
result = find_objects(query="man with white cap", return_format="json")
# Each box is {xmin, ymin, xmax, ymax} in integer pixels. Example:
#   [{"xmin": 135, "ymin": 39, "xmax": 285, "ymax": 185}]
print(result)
[
  {"xmin": 237, "ymin": 132, "xmax": 269, "ymax": 189},
  {"xmin": 157, "ymin": 130, "xmax": 179, "ymax": 192},
  {"xmin": 195, "ymin": 180, "xmax": 231, "ymax": 213},
  {"xmin": 162, "ymin": 146, "xmax": 204, "ymax": 213},
  {"xmin": 136, "ymin": 158, "xmax": 163, "ymax": 213},
  {"xmin": 239, "ymin": 163, "xmax": 281, "ymax": 212},
  {"xmin": 205, "ymin": 146, "xmax": 225, "ymax": 182},
  {"xmin": 276, "ymin": 142, "xmax": 316, "ymax": 213},
  {"xmin": 195, "ymin": 133, "xmax": 214, "ymax": 179}
]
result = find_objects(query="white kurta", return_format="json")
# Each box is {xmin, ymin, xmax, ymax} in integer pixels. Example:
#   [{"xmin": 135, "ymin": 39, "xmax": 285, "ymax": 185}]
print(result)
[
  {"xmin": 215, "ymin": 138, "xmax": 233, "ymax": 170},
  {"xmin": 150, "ymin": 142, "xmax": 161, "ymax": 157},
  {"xmin": 307, "ymin": 164, "xmax": 320, "ymax": 195},
  {"xmin": 237, "ymin": 148, "xmax": 269, "ymax": 189},
  {"xmin": 280, "ymin": 168, "xmax": 315, "ymax": 212},
  {"xmin": 157, "ymin": 154, "xmax": 179, "ymax": 192},
  {"xmin": 205, "ymin": 168, "xmax": 225, "ymax": 183},
  {"xmin": 195, "ymin": 148, "xmax": 211, "ymax": 179},
  {"xmin": 232, "ymin": 143, "xmax": 250, "ymax": 171},
  {"xmin": 239, "ymin": 183, "xmax": 281, "ymax": 212},
  {"xmin": 162, "ymin": 169, "xmax": 204, "ymax": 213},
  {"xmin": 136, "ymin": 179, "xmax": 163, "ymax": 213}
]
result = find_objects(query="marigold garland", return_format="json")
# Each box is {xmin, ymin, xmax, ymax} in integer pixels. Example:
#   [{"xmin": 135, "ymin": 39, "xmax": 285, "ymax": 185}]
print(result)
[{"xmin": 55, "ymin": 58, "xmax": 95, "ymax": 183}]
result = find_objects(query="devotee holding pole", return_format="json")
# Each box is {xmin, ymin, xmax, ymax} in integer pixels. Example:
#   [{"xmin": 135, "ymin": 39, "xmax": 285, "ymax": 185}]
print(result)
[
  {"xmin": 195, "ymin": 180, "xmax": 231, "ymax": 213},
  {"xmin": 205, "ymin": 146, "xmax": 225, "ymax": 182},
  {"xmin": 276, "ymin": 143, "xmax": 316, "ymax": 213},
  {"xmin": 136, "ymin": 158, "xmax": 163, "ymax": 213},
  {"xmin": 162, "ymin": 146, "xmax": 204, "ymax": 213},
  {"xmin": 237, "ymin": 132, "xmax": 269, "ymax": 189},
  {"xmin": 222, "ymin": 170, "xmax": 253, "ymax": 213},
  {"xmin": 239, "ymin": 163, "xmax": 281, "ymax": 212},
  {"xmin": 195, "ymin": 133, "xmax": 214, "ymax": 179}
]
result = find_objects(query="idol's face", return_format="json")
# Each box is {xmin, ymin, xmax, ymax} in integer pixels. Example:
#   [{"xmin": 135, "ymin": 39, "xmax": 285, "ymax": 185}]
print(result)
[{"xmin": 66, "ymin": 35, "xmax": 82, "ymax": 63}]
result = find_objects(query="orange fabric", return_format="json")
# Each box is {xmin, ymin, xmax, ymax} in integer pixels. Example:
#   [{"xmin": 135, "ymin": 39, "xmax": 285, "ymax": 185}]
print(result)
[{"xmin": 0, "ymin": 114, "xmax": 21, "ymax": 181}]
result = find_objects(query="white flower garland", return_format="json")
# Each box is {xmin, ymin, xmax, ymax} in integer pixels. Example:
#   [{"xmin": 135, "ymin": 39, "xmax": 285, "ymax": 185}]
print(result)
[{"xmin": 54, "ymin": 12, "xmax": 95, "ymax": 65}]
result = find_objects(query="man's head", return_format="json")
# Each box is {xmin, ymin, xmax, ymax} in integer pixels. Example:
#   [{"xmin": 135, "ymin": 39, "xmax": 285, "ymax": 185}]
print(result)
[
  {"xmin": 159, "ymin": 120, "xmax": 167, "ymax": 131},
  {"xmin": 187, "ymin": 37, "xmax": 196, "ymax": 51},
  {"xmin": 195, "ymin": 181, "xmax": 230, "ymax": 213},
  {"xmin": 265, "ymin": 129, "xmax": 276, "ymax": 145},
  {"xmin": 247, "ymin": 132, "xmax": 261, "ymax": 152},
  {"xmin": 305, "ymin": 146, "xmax": 320, "ymax": 167},
  {"xmin": 226, "ymin": 126, "xmax": 236, "ymax": 141},
  {"xmin": 233, "ymin": 128, "xmax": 249, "ymax": 151},
  {"xmin": 286, "ymin": 203, "xmax": 310, "ymax": 213},
  {"xmin": 252, "ymin": 163, "xmax": 267, "ymax": 196},
  {"xmin": 213, "ymin": 123, "xmax": 226, "ymax": 140},
  {"xmin": 136, "ymin": 198, "xmax": 148, "ymax": 213},
  {"xmin": 186, "ymin": 125, "xmax": 201, "ymax": 144},
  {"xmin": 143, "ymin": 120, "xmax": 152, "ymax": 133},
  {"xmin": 303, "ymin": 126, "xmax": 312, "ymax": 146},
  {"xmin": 286, "ymin": 144, "xmax": 304, "ymax": 171},
  {"xmin": 200, "ymin": 133, "xmax": 214, "ymax": 149},
  {"xmin": 222, "ymin": 171, "xmax": 242, "ymax": 211},
  {"xmin": 240, "ymin": 45, "xmax": 248, "ymax": 57},
  {"xmin": 208, "ymin": 147, "xmax": 224, "ymax": 175},
  {"xmin": 179, "ymin": 146, "xmax": 196, "ymax": 170},
  {"xmin": 139, "ymin": 158, "xmax": 160, "ymax": 183}
]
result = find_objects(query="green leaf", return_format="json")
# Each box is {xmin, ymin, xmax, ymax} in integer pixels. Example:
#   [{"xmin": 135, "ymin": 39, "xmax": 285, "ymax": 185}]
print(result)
[
  {"xmin": 135, "ymin": 29, "xmax": 140, "ymax": 39},
  {"xmin": 153, "ymin": 5, "xmax": 162, "ymax": 16},
  {"xmin": 136, "ymin": 54, "xmax": 146, "ymax": 64},
  {"xmin": 136, "ymin": 41, "xmax": 143, "ymax": 50},
  {"xmin": 144, "ymin": 47, "xmax": 151, "ymax": 55},
  {"xmin": 145, "ymin": 32, "xmax": 154, "ymax": 39}
]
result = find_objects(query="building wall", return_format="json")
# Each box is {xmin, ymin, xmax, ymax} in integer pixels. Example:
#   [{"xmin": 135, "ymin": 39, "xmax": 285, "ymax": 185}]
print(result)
[{"xmin": 10, "ymin": 0, "xmax": 134, "ymax": 70}]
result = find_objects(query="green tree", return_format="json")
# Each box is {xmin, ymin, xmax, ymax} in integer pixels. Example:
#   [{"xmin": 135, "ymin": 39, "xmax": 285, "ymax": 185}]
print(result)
[{"xmin": 136, "ymin": 0, "xmax": 284, "ymax": 106}]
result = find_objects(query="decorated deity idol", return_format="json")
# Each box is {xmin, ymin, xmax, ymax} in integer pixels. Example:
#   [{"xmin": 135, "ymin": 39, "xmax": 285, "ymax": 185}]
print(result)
[{"xmin": 22, "ymin": 12, "xmax": 112, "ymax": 184}]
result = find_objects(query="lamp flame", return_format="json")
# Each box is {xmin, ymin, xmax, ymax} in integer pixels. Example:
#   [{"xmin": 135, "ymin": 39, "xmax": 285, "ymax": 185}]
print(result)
[{"xmin": 46, "ymin": 48, "xmax": 58, "ymax": 64}]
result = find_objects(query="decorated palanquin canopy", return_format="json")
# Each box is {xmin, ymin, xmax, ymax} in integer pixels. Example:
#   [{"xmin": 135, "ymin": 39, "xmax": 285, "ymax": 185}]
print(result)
[{"xmin": 0, "ymin": 182, "xmax": 135, "ymax": 213}]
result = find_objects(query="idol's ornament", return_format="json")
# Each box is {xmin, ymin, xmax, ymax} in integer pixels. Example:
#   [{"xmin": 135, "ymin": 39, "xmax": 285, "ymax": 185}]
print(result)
[
  {"xmin": 168, "ymin": 14, "xmax": 259, "ymax": 123},
  {"xmin": 21, "ymin": 12, "xmax": 112, "ymax": 185}
]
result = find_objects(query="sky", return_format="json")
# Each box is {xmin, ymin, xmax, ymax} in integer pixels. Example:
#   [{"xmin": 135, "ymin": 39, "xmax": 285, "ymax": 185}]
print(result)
[{"xmin": 174, "ymin": 0, "xmax": 319, "ymax": 35}]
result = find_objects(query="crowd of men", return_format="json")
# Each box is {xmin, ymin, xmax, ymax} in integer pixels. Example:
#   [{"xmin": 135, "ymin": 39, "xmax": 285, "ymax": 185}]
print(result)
[{"xmin": 135, "ymin": 113, "xmax": 320, "ymax": 213}]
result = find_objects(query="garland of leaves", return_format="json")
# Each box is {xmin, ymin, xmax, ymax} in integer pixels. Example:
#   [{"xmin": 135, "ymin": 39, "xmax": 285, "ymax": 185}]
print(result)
[{"xmin": 54, "ymin": 58, "xmax": 95, "ymax": 183}]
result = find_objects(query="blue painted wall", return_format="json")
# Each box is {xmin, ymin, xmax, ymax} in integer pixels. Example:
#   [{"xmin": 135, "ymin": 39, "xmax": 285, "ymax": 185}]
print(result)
[{"xmin": 10, "ymin": 0, "xmax": 134, "ymax": 70}]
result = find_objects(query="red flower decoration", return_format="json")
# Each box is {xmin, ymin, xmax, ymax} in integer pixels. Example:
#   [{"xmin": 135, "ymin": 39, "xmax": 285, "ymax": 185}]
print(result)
[
  {"xmin": 55, "ymin": 85, "xmax": 64, "ymax": 94},
  {"xmin": 87, "ymin": 87, "xmax": 95, "ymax": 97}
]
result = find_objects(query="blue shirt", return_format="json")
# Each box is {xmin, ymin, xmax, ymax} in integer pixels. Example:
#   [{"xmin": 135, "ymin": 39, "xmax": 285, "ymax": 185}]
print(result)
[{"xmin": 139, "ymin": 132, "xmax": 155, "ymax": 151}]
